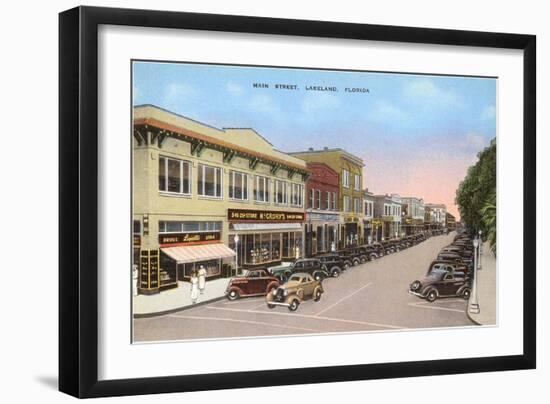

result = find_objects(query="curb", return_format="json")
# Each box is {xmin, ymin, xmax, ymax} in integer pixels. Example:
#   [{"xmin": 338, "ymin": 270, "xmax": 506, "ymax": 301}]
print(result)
[
  {"xmin": 133, "ymin": 295, "xmax": 226, "ymax": 319},
  {"xmin": 466, "ymin": 304, "xmax": 483, "ymax": 325}
]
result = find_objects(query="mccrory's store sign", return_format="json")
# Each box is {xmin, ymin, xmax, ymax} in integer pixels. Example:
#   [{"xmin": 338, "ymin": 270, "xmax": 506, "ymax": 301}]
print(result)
[{"xmin": 228, "ymin": 208, "xmax": 305, "ymax": 223}]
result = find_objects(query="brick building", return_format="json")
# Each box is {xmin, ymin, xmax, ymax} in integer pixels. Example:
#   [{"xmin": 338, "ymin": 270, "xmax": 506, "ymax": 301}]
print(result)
[{"xmin": 304, "ymin": 162, "xmax": 340, "ymax": 256}]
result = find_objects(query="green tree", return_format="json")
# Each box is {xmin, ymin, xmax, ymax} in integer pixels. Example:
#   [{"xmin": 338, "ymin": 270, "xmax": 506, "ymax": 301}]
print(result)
[
  {"xmin": 455, "ymin": 138, "xmax": 496, "ymax": 241},
  {"xmin": 480, "ymin": 191, "xmax": 496, "ymax": 253}
]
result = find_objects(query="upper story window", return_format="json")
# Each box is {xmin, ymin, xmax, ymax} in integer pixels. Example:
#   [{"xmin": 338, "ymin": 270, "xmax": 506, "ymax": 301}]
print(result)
[
  {"xmin": 365, "ymin": 201, "xmax": 373, "ymax": 217},
  {"xmin": 326, "ymin": 191, "xmax": 331, "ymax": 210},
  {"xmin": 133, "ymin": 220, "xmax": 141, "ymax": 235},
  {"xmin": 159, "ymin": 221, "xmax": 222, "ymax": 233},
  {"xmin": 309, "ymin": 188, "xmax": 315, "ymax": 209},
  {"xmin": 229, "ymin": 170, "xmax": 248, "ymax": 201},
  {"xmin": 354, "ymin": 174, "xmax": 361, "ymax": 191},
  {"xmin": 316, "ymin": 190, "xmax": 321, "ymax": 209},
  {"xmin": 198, "ymin": 164, "xmax": 222, "ymax": 198},
  {"xmin": 275, "ymin": 180, "xmax": 288, "ymax": 205},
  {"xmin": 159, "ymin": 156, "xmax": 191, "ymax": 195},
  {"xmin": 343, "ymin": 195, "xmax": 351, "ymax": 212},
  {"xmin": 354, "ymin": 197, "xmax": 362, "ymax": 214},
  {"xmin": 290, "ymin": 183, "xmax": 304, "ymax": 207},
  {"xmin": 254, "ymin": 175, "xmax": 270, "ymax": 203},
  {"xmin": 342, "ymin": 170, "xmax": 350, "ymax": 188},
  {"xmin": 332, "ymin": 192, "xmax": 337, "ymax": 210}
]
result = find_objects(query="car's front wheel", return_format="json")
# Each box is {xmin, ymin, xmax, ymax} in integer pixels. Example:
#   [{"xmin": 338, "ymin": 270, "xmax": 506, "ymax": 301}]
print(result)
[
  {"xmin": 288, "ymin": 299, "xmax": 300, "ymax": 311},
  {"xmin": 330, "ymin": 267, "xmax": 341, "ymax": 278},
  {"xmin": 227, "ymin": 290, "xmax": 239, "ymax": 301},
  {"xmin": 313, "ymin": 289, "xmax": 322, "ymax": 302},
  {"xmin": 352, "ymin": 258, "xmax": 360, "ymax": 266},
  {"xmin": 461, "ymin": 287, "xmax": 471, "ymax": 300},
  {"xmin": 426, "ymin": 289, "xmax": 438, "ymax": 303}
]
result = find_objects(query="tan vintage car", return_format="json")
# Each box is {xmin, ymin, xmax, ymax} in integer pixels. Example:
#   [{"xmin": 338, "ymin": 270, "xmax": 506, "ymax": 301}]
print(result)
[{"xmin": 265, "ymin": 272, "xmax": 324, "ymax": 311}]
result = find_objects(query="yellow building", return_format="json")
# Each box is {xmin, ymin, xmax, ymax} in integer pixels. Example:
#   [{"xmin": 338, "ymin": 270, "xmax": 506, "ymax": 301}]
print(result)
[
  {"xmin": 290, "ymin": 148, "xmax": 365, "ymax": 247},
  {"xmin": 133, "ymin": 105, "xmax": 309, "ymax": 294}
]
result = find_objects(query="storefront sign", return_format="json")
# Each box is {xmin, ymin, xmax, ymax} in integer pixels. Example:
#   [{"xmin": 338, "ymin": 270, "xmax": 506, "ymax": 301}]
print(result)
[
  {"xmin": 307, "ymin": 212, "xmax": 340, "ymax": 222},
  {"xmin": 140, "ymin": 250, "xmax": 159, "ymax": 289},
  {"xmin": 159, "ymin": 231, "xmax": 221, "ymax": 245},
  {"xmin": 228, "ymin": 208, "xmax": 304, "ymax": 223}
]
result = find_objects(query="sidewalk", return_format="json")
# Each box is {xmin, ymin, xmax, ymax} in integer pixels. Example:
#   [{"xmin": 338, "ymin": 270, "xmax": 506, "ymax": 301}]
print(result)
[
  {"xmin": 467, "ymin": 241, "xmax": 497, "ymax": 325},
  {"xmin": 133, "ymin": 277, "xmax": 231, "ymax": 317}
]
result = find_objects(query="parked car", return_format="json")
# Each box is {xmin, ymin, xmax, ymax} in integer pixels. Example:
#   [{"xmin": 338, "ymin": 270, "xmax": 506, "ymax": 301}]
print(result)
[
  {"xmin": 409, "ymin": 269, "xmax": 471, "ymax": 302},
  {"xmin": 360, "ymin": 244, "xmax": 382, "ymax": 260},
  {"xmin": 268, "ymin": 258, "xmax": 331, "ymax": 282},
  {"xmin": 426, "ymin": 260, "xmax": 471, "ymax": 278},
  {"xmin": 337, "ymin": 249, "xmax": 362, "ymax": 266},
  {"xmin": 316, "ymin": 253, "xmax": 348, "ymax": 275},
  {"xmin": 437, "ymin": 252, "xmax": 473, "ymax": 268},
  {"xmin": 266, "ymin": 272, "xmax": 324, "ymax": 311},
  {"xmin": 347, "ymin": 246, "xmax": 369, "ymax": 263},
  {"xmin": 380, "ymin": 240, "xmax": 396, "ymax": 254},
  {"xmin": 225, "ymin": 268, "xmax": 280, "ymax": 300}
]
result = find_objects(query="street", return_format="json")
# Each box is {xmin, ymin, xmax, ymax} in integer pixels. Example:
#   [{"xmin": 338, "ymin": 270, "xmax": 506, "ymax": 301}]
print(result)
[{"xmin": 133, "ymin": 232, "xmax": 475, "ymax": 342}]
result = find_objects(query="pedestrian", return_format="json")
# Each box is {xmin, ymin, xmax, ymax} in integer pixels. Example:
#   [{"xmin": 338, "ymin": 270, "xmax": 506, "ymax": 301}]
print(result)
[
  {"xmin": 190, "ymin": 268, "xmax": 199, "ymax": 304},
  {"xmin": 198, "ymin": 265, "xmax": 207, "ymax": 294}
]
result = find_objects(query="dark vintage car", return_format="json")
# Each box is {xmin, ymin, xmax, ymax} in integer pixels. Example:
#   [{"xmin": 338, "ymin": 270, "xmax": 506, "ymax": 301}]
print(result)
[
  {"xmin": 380, "ymin": 240, "xmax": 396, "ymax": 254},
  {"xmin": 266, "ymin": 272, "xmax": 324, "ymax": 311},
  {"xmin": 225, "ymin": 268, "xmax": 280, "ymax": 300},
  {"xmin": 316, "ymin": 253, "xmax": 348, "ymax": 274},
  {"xmin": 437, "ymin": 252, "xmax": 473, "ymax": 268},
  {"xmin": 426, "ymin": 260, "xmax": 471, "ymax": 278},
  {"xmin": 360, "ymin": 244, "xmax": 383, "ymax": 260},
  {"xmin": 337, "ymin": 248, "xmax": 362, "ymax": 266},
  {"xmin": 409, "ymin": 269, "xmax": 471, "ymax": 302},
  {"xmin": 268, "ymin": 258, "xmax": 331, "ymax": 282},
  {"xmin": 442, "ymin": 245, "xmax": 473, "ymax": 254}
]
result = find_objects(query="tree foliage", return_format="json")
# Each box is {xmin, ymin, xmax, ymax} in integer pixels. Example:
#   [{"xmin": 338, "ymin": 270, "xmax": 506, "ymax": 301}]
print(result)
[
  {"xmin": 481, "ymin": 191, "xmax": 496, "ymax": 253},
  {"xmin": 455, "ymin": 138, "xmax": 496, "ymax": 246}
]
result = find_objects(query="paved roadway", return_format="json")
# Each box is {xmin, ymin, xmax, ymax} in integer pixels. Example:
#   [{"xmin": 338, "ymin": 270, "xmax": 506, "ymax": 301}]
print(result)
[{"xmin": 133, "ymin": 232, "xmax": 475, "ymax": 342}]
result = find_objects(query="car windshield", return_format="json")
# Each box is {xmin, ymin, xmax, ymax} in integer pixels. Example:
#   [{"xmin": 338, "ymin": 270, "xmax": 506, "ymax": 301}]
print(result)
[
  {"xmin": 289, "ymin": 276, "xmax": 301, "ymax": 282},
  {"xmin": 429, "ymin": 269, "xmax": 447, "ymax": 278}
]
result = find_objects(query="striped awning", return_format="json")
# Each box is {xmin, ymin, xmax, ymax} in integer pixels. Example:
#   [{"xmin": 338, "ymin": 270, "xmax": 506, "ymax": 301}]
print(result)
[{"xmin": 162, "ymin": 243, "xmax": 236, "ymax": 264}]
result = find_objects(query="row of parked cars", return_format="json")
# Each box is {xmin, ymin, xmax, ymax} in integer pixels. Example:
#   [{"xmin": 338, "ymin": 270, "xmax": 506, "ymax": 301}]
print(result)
[
  {"xmin": 408, "ymin": 231, "xmax": 475, "ymax": 302},
  {"xmin": 225, "ymin": 230, "xmax": 444, "ymax": 311}
]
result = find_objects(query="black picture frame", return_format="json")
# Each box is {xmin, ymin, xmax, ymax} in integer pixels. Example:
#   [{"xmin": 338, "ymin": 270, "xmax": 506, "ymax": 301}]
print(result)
[{"xmin": 59, "ymin": 6, "xmax": 536, "ymax": 398}]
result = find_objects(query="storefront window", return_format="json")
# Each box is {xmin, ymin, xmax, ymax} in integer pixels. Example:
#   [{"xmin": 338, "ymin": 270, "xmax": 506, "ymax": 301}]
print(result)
[
  {"xmin": 272, "ymin": 233, "xmax": 281, "ymax": 261},
  {"xmin": 229, "ymin": 170, "xmax": 248, "ymax": 200},
  {"xmin": 316, "ymin": 226, "xmax": 324, "ymax": 252},
  {"xmin": 182, "ymin": 259, "xmax": 221, "ymax": 278},
  {"xmin": 159, "ymin": 156, "xmax": 191, "ymax": 194},
  {"xmin": 260, "ymin": 233, "xmax": 272, "ymax": 262},
  {"xmin": 198, "ymin": 164, "xmax": 222, "ymax": 198}
]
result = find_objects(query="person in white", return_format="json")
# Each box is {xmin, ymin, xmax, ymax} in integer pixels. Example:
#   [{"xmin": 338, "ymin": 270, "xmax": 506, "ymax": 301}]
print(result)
[
  {"xmin": 198, "ymin": 265, "xmax": 207, "ymax": 294},
  {"xmin": 190, "ymin": 269, "xmax": 199, "ymax": 304}
]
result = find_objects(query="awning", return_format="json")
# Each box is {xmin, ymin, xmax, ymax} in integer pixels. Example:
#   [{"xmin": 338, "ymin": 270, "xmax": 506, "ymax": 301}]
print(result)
[
  {"xmin": 161, "ymin": 243, "xmax": 236, "ymax": 264},
  {"xmin": 231, "ymin": 223, "xmax": 302, "ymax": 231}
]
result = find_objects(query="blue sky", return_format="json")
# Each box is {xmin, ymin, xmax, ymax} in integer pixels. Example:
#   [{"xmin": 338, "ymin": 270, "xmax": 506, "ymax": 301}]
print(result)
[{"xmin": 133, "ymin": 61, "xmax": 497, "ymax": 218}]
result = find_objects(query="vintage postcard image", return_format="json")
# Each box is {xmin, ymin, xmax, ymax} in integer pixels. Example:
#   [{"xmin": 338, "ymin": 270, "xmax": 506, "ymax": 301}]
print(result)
[{"xmin": 131, "ymin": 61, "xmax": 497, "ymax": 343}]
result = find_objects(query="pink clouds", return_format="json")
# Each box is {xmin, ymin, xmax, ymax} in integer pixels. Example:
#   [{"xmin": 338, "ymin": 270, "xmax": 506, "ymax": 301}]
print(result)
[{"xmin": 365, "ymin": 153, "xmax": 478, "ymax": 220}]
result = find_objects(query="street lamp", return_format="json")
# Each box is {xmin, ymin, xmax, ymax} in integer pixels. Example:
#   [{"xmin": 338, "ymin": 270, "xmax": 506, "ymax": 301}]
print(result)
[
  {"xmin": 469, "ymin": 238, "xmax": 480, "ymax": 314},
  {"xmin": 478, "ymin": 230, "xmax": 483, "ymax": 271},
  {"xmin": 233, "ymin": 234, "xmax": 239, "ymax": 275}
]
